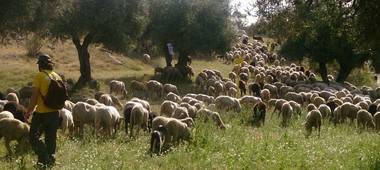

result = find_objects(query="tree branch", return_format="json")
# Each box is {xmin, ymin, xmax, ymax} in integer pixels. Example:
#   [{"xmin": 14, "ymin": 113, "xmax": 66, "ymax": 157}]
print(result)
[
  {"xmin": 83, "ymin": 32, "xmax": 95, "ymax": 48},
  {"xmin": 71, "ymin": 33, "xmax": 81, "ymax": 48}
]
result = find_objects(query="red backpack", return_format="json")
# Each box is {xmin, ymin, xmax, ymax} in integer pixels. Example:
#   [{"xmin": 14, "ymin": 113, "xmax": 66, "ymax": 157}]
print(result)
[{"xmin": 40, "ymin": 71, "xmax": 68, "ymax": 110}]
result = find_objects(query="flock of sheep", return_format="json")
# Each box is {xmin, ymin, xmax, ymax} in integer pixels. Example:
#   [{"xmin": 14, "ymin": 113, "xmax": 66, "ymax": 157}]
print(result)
[{"xmin": 1, "ymin": 39, "xmax": 380, "ymax": 158}]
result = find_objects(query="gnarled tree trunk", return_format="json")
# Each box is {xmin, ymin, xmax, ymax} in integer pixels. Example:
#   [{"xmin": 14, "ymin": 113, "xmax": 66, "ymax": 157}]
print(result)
[
  {"xmin": 72, "ymin": 33, "xmax": 94, "ymax": 88},
  {"xmin": 319, "ymin": 61, "xmax": 329, "ymax": 83},
  {"xmin": 336, "ymin": 65, "xmax": 353, "ymax": 83}
]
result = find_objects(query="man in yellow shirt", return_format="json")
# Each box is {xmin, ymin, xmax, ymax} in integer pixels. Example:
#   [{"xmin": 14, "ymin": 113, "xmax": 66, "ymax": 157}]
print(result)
[{"xmin": 26, "ymin": 53, "xmax": 61, "ymax": 168}]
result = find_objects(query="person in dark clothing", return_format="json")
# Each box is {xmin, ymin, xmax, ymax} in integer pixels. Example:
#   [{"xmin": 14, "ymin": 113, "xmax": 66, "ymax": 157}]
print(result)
[
  {"xmin": 26, "ymin": 53, "xmax": 62, "ymax": 168},
  {"xmin": 164, "ymin": 42, "xmax": 174, "ymax": 67}
]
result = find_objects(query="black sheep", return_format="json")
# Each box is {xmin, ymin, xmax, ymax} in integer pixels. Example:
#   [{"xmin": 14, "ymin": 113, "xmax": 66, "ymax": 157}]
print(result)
[{"xmin": 3, "ymin": 101, "xmax": 26, "ymax": 122}]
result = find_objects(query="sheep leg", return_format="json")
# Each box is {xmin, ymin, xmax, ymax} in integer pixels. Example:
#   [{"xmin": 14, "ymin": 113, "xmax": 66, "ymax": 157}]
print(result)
[{"xmin": 5, "ymin": 138, "xmax": 12, "ymax": 157}]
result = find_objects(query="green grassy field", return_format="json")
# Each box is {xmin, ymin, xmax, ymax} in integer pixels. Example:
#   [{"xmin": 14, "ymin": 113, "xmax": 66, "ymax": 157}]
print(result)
[{"xmin": 0, "ymin": 43, "xmax": 380, "ymax": 169}]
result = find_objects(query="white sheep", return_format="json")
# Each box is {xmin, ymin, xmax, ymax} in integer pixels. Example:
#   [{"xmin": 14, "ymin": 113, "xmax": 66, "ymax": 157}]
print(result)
[
  {"xmin": 86, "ymin": 99, "xmax": 100, "ymax": 106},
  {"xmin": 227, "ymin": 87, "xmax": 238, "ymax": 98},
  {"xmin": 229, "ymin": 72, "xmax": 237, "ymax": 82},
  {"xmin": 109, "ymin": 80, "xmax": 128, "ymax": 99},
  {"xmin": 130, "ymin": 98, "xmax": 151, "ymax": 112},
  {"xmin": 147, "ymin": 80, "xmax": 163, "ymax": 99},
  {"xmin": 374, "ymin": 112, "xmax": 380, "ymax": 131},
  {"xmin": 215, "ymin": 96, "xmax": 241, "ymax": 113},
  {"xmin": 94, "ymin": 104, "xmax": 121, "ymax": 137},
  {"xmin": 58, "ymin": 108, "xmax": 74, "ymax": 135},
  {"xmin": 64, "ymin": 100, "xmax": 75, "ymax": 112},
  {"xmin": 72, "ymin": 102, "xmax": 98, "ymax": 135},
  {"xmin": 160, "ymin": 100, "xmax": 178, "ymax": 117},
  {"xmin": 304, "ymin": 110, "xmax": 322, "ymax": 137},
  {"xmin": 130, "ymin": 104, "xmax": 149, "ymax": 137},
  {"xmin": 239, "ymin": 96, "xmax": 262, "ymax": 108},
  {"xmin": 260, "ymin": 89, "xmax": 271, "ymax": 103},
  {"xmin": 171, "ymin": 107, "xmax": 189, "ymax": 119},
  {"xmin": 163, "ymin": 119, "xmax": 191, "ymax": 147},
  {"xmin": 0, "ymin": 111, "xmax": 14, "ymax": 120},
  {"xmin": 143, "ymin": 53, "xmax": 151, "ymax": 63},
  {"xmin": 6, "ymin": 93, "xmax": 19, "ymax": 104},
  {"xmin": 0, "ymin": 118, "xmax": 29, "ymax": 156},
  {"xmin": 166, "ymin": 92, "xmax": 181, "ymax": 103},
  {"xmin": 99, "ymin": 94, "xmax": 114, "ymax": 106},
  {"xmin": 284, "ymin": 92, "xmax": 304, "ymax": 106}
]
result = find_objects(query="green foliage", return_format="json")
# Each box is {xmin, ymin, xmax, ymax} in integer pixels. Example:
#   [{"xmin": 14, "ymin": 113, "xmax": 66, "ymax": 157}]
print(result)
[
  {"xmin": 0, "ymin": 0, "xmax": 30, "ymax": 39},
  {"xmin": 147, "ymin": 0, "xmax": 235, "ymax": 57}
]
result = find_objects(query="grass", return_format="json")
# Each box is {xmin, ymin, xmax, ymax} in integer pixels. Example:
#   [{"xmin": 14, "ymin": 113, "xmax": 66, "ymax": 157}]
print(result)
[{"xmin": 0, "ymin": 42, "xmax": 380, "ymax": 169}]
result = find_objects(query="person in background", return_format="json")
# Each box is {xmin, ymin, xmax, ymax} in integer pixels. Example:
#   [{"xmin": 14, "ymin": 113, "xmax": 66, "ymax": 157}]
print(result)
[{"xmin": 164, "ymin": 42, "xmax": 175, "ymax": 67}]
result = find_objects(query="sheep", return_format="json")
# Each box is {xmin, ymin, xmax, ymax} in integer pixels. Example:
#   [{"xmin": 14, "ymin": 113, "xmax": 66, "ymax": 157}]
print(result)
[
  {"xmin": 2, "ymin": 102, "xmax": 26, "ymax": 122},
  {"xmin": 129, "ymin": 104, "xmax": 149, "ymax": 137},
  {"xmin": 326, "ymin": 101, "xmax": 339, "ymax": 117},
  {"xmin": 356, "ymin": 109, "xmax": 375, "ymax": 130},
  {"xmin": 263, "ymin": 84, "xmax": 278, "ymax": 99},
  {"xmin": 284, "ymin": 92, "xmax": 304, "ymax": 106},
  {"xmin": 130, "ymin": 98, "xmax": 151, "ymax": 112},
  {"xmin": 130, "ymin": 80, "xmax": 147, "ymax": 97},
  {"xmin": 312, "ymin": 97, "xmax": 326, "ymax": 107},
  {"xmin": 214, "ymin": 81, "xmax": 225, "ymax": 96},
  {"xmin": 318, "ymin": 104, "xmax": 331, "ymax": 119},
  {"xmin": 304, "ymin": 110, "xmax": 322, "ymax": 137},
  {"xmin": 215, "ymin": 96, "xmax": 241, "ymax": 113},
  {"xmin": 123, "ymin": 101, "xmax": 141, "ymax": 135},
  {"xmin": 0, "ymin": 118, "xmax": 30, "ymax": 156},
  {"xmin": 195, "ymin": 94, "xmax": 215, "ymax": 105},
  {"xmin": 147, "ymin": 80, "xmax": 163, "ymax": 99},
  {"xmin": 279, "ymin": 86, "xmax": 294, "ymax": 98},
  {"xmin": 143, "ymin": 53, "xmax": 151, "ymax": 63},
  {"xmin": 99, "ymin": 94, "xmax": 114, "ymax": 106},
  {"xmin": 150, "ymin": 125, "xmax": 166, "ymax": 156},
  {"xmin": 109, "ymin": 80, "xmax": 128, "ymax": 99},
  {"xmin": 239, "ymin": 73, "xmax": 249, "ymax": 82},
  {"xmin": 368, "ymin": 104, "xmax": 378, "ymax": 116},
  {"xmin": 229, "ymin": 72, "xmax": 237, "ymax": 82},
  {"xmin": 272, "ymin": 99, "xmax": 287, "ymax": 116},
  {"xmin": 64, "ymin": 100, "xmax": 75, "ymax": 112},
  {"xmin": 163, "ymin": 84, "xmax": 178, "ymax": 95},
  {"xmin": 374, "ymin": 112, "xmax": 380, "ymax": 131},
  {"xmin": 163, "ymin": 119, "xmax": 191, "ymax": 147},
  {"xmin": 227, "ymin": 87, "xmax": 238, "ymax": 98},
  {"xmin": 0, "ymin": 111, "xmax": 14, "ymax": 120},
  {"xmin": 94, "ymin": 105, "xmax": 121, "ymax": 137},
  {"xmin": 289, "ymin": 101, "xmax": 302, "ymax": 117},
  {"xmin": 281, "ymin": 102, "xmax": 293, "ymax": 127},
  {"xmin": 166, "ymin": 92, "xmax": 181, "ymax": 103},
  {"xmin": 160, "ymin": 100, "xmax": 179, "ymax": 117},
  {"xmin": 6, "ymin": 93, "xmax": 19, "ymax": 104},
  {"xmin": 307, "ymin": 103, "xmax": 318, "ymax": 112},
  {"xmin": 239, "ymin": 96, "xmax": 262, "ymax": 109},
  {"xmin": 260, "ymin": 89, "xmax": 270, "ymax": 103},
  {"xmin": 180, "ymin": 103, "xmax": 197, "ymax": 119},
  {"xmin": 72, "ymin": 102, "xmax": 97, "ymax": 135},
  {"xmin": 252, "ymin": 102, "xmax": 266, "ymax": 127},
  {"xmin": 340, "ymin": 102, "xmax": 361, "ymax": 123},
  {"xmin": 356, "ymin": 101, "xmax": 369, "ymax": 110},
  {"xmin": 171, "ymin": 107, "xmax": 189, "ymax": 119},
  {"xmin": 248, "ymin": 83, "xmax": 261, "ymax": 97},
  {"xmin": 86, "ymin": 99, "xmax": 100, "ymax": 106},
  {"xmin": 58, "ymin": 108, "xmax": 74, "ymax": 135},
  {"xmin": 238, "ymin": 80, "xmax": 247, "ymax": 97}
]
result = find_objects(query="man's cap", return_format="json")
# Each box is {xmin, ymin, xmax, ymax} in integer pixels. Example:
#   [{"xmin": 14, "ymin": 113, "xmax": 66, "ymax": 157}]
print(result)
[{"xmin": 36, "ymin": 53, "xmax": 53, "ymax": 65}]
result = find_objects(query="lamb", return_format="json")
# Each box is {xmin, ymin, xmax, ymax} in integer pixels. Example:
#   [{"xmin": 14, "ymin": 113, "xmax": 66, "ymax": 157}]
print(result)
[
  {"xmin": 281, "ymin": 102, "xmax": 293, "ymax": 127},
  {"xmin": 163, "ymin": 119, "xmax": 192, "ymax": 147},
  {"xmin": 2, "ymin": 101, "xmax": 26, "ymax": 122},
  {"xmin": 318, "ymin": 104, "xmax": 331, "ymax": 119},
  {"xmin": 252, "ymin": 102, "xmax": 266, "ymax": 127},
  {"xmin": 0, "ymin": 111, "xmax": 14, "ymax": 120},
  {"xmin": 171, "ymin": 107, "xmax": 189, "ymax": 119},
  {"xmin": 94, "ymin": 105, "xmax": 121, "ymax": 137},
  {"xmin": 143, "ymin": 53, "xmax": 151, "ymax": 63},
  {"xmin": 72, "ymin": 102, "xmax": 98, "ymax": 135},
  {"xmin": 6, "ymin": 93, "xmax": 19, "ymax": 104},
  {"xmin": 160, "ymin": 100, "xmax": 179, "ymax": 117},
  {"xmin": 166, "ymin": 92, "xmax": 181, "ymax": 103},
  {"xmin": 374, "ymin": 112, "xmax": 380, "ymax": 131},
  {"xmin": 0, "ymin": 118, "xmax": 30, "ymax": 156},
  {"xmin": 109, "ymin": 80, "xmax": 128, "ymax": 99},
  {"xmin": 215, "ymin": 96, "xmax": 241, "ymax": 113},
  {"xmin": 58, "ymin": 108, "xmax": 74, "ymax": 135},
  {"xmin": 284, "ymin": 92, "xmax": 304, "ymax": 106},
  {"xmin": 238, "ymin": 80, "xmax": 247, "ymax": 97},
  {"xmin": 356, "ymin": 109, "xmax": 375, "ymax": 130},
  {"xmin": 163, "ymin": 84, "xmax": 178, "ymax": 95},
  {"xmin": 304, "ymin": 110, "xmax": 322, "ymax": 137},
  {"xmin": 147, "ymin": 80, "xmax": 163, "ymax": 99},
  {"xmin": 260, "ymin": 89, "xmax": 271, "ymax": 103},
  {"xmin": 129, "ymin": 104, "xmax": 149, "ymax": 137}
]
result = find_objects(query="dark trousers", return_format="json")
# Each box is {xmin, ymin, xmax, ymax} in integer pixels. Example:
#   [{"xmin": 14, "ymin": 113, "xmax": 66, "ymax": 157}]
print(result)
[
  {"xmin": 165, "ymin": 55, "xmax": 173, "ymax": 67},
  {"xmin": 29, "ymin": 111, "xmax": 60, "ymax": 164}
]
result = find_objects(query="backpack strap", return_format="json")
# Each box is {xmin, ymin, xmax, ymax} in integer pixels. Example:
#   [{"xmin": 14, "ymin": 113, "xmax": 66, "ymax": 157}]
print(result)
[{"xmin": 39, "ymin": 71, "xmax": 54, "ymax": 102}]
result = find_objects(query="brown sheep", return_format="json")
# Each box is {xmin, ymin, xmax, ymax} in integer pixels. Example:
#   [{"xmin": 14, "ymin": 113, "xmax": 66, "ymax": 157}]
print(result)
[
  {"xmin": 356, "ymin": 110, "xmax": 375, "ymax": 130},
  {"xmin": 304, "ymin": 110, "xmax": 322, "ymax": 137},
  {"xmin": 0, "ymin": 118, "xmax": 30, "ymax": 156},
  {"xmin": 238, "ymin": 80, "xmax": 247, "ymax": 97},
  {"xmin": 281, "ymin": 102, "xmax": 293, "ymax": 127}
]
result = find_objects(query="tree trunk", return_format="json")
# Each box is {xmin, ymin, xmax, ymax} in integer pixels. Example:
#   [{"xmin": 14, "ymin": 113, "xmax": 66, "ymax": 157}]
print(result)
[
  {"xmin": 319, "ymin": 61, "xmax": 329, "ymax": 83},
  {"xmin": 72, "ymin": 33, "xmax": 94, "ymax": 88},
  {"xmin": 336, "ymin": 65, "xmax": 353, "ymax": 83}
]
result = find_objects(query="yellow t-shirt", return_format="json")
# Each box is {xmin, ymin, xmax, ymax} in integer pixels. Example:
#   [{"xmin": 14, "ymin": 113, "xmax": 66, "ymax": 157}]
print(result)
[{"xmin": 32, "ymin": 70, "xmax": 62, "ymax": 113}]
